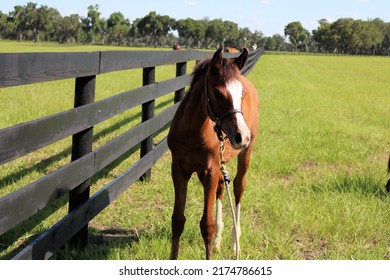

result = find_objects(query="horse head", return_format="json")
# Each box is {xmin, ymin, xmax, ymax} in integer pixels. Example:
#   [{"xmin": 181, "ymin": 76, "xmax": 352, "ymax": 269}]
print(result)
[{"xmin": 205, "ymin": 48, "xmax": 251, "ymax": 149}]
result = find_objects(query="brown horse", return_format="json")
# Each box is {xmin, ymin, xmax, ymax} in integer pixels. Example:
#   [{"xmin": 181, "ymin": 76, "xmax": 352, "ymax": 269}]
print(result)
[
  {"xmin": 224, "ymin": 47, "xmax": 240, "ymax": 53},
  {"xmin": 168, "ymin": 48, "xmax": 259, "ymax": 259},
  {"xmin": 173, "ymin": 44, "xmax": 181, "ymax": 50}
]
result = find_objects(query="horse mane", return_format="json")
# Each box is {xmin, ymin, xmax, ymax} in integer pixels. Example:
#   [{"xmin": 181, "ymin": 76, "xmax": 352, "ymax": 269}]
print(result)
[{"xmin": 188, "ymin": 56, "xmax": 240, "ymax": 94}]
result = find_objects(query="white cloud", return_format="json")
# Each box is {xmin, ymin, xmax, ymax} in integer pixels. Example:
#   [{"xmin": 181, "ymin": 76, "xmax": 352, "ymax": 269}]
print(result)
[
  {"xmin": 261, "ymin": 0, "xmax": 270, "ymax": 4},
  {"xmin": 185, "ymin": 1, "xmax": 197, "ymax": 6}
]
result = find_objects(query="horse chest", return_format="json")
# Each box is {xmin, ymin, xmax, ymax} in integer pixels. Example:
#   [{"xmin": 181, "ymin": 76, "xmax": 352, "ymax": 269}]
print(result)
[{"xmin": 172, "ymin": 137, "xmax": 218, "ymax": 169}]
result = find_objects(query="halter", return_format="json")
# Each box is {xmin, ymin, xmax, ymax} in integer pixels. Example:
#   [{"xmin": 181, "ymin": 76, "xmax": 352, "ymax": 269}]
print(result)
[{"xmin": 204, "ymin": 72, "xmax": 243, "ymax": 141}]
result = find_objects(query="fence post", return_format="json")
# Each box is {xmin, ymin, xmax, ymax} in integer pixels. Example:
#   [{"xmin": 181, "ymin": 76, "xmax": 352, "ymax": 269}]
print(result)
[
  {"xmin": 69, "ymin": 75, "xmax": 95, "ymax": 248},
  {"xmin": 140, "ymin": 67, "xmax": 155, "ymax": 182},
  {"xmin": 174, "ymin": 62, "xmax": 187, "ymax": 103}
]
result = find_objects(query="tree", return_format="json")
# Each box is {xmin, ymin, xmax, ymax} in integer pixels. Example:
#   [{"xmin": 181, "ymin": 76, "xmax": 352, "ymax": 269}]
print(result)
[
  {"xmin": 313, "ymin": 17, "xmax": 390, "ymax": 55},
  {"xmin": 43, "ymin": 7, "xmax": 62, "ymax": 41},
  {"xmin": 284, "ymin": 21, "xmax": 309, "ymax": 51},
  {"xmin": 107, "ymin": 12, "xmax": 129, "ymax": 29},
  {"xmin": 223, "ymin": 20, "xmax": 239, "ymax": 47},
  {"xmin": 238, "ymin": 27, "xmax": 263, "ymax": 47},
  {"xmin": 205, "ymin": 19, "xmax": 227, "ymax": 48},
  {"xmin": 109, "ymin": 24, "xmax": 128, "ymax": 46},
  {"xmin": 238, "ymin": 27, "xmax": 253, "ymax": 48},
  {"xmin": 24, "ymin": 2, "xmax": 39, "ymax": 41},
  {"xmin": 157, "ymin": 15, "xmax": 175, "ymax": 46},
  {"xmin": 382, "ymin": 22, "xmax": 390, "ymax": 55},
  {"xmin": 261, "ymin": 34, "xmax": 286, "ymax": 51},
  {"xmin": 0, "ymin": 11, "xmax": 7, "ymax": 39},
  {"xmin": 175, "ymin": 18, "xmax": 195, "ymax": 48},
  {"xmin": 9, "ymin": 5, "xmax": 27, "ymax": 40},
  {"xmin": 107, "ymin": 12, "xmax": 130, "ymax": 46},
  {"xmin": 331, "ymin": 18, "xmax": 354, "ymax": 53},
  {"xmin": 57, "ymin": 14, "xmax": 81, "ymax": 43},
  {"xmin": 129, "ymin": 17, "xmax": 140, "ymax": 46},
  {"xmin": 273, "ymin": 34, "xmax": 287, "ymax": 51},
  {"xmin": 192, "ymin": 20, "xmax": 206, "ymax": 48},
  {"xmin": 368, "ymin": 18, "xmax": 386, "ymax": 55},
  {"xmin": 137, "ymin": 11, "xmax": 175, "ymax": 47},
  {"xmin": 250, "ymin": 30, "xmax": 264, "ymax": 50},
  {"xmin": 81, "ymin": 4, "xmax": 105, "ymax": 44},
  {"xmin": 22, "ymin": 2, "xmax": 53, "ymax": 42},
  {"xmin": 312, "ymin": 19, "xmax": 338, "ymax": 53},
  {"xmin": 5, "ymin": 2, "xmax": 53, "ymax": 42},
  {"xmin": 351, "ymin": 20, "xmax": 373, "ymax": 54}
]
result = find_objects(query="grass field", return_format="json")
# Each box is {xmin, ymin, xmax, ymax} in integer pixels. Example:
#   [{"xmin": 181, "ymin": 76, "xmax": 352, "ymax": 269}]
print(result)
[{"xmin": 0, "ymin": 41, "xmax": 389, "ymax": 260}]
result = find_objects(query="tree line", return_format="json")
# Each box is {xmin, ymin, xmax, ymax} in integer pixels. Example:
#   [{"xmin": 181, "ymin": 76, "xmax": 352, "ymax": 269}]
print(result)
[
  {"xmin": 284, "ymin": 18, "xmax": 390, "ymax": 55},
  {"xmin": 0, "ymin": 3, "xmax": 261, "ymax": 49},
  {"xmin": 1, "ymin": 2, "xmax": 389, "ymax": 55}
]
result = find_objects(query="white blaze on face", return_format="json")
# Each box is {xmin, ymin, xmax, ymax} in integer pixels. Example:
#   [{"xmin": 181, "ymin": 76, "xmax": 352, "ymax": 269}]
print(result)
[
  {"xmin": 226, "ymin": 79, "xmax": 251, "ymax": 146},
  {"xmin": 226, "ymin": 79, "xmax": 243, "ymax": 118}
]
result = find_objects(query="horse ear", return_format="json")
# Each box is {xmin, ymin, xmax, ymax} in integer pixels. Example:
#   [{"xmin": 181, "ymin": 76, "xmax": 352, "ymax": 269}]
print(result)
[
  {"xmin": 211, "ymin": 48, "xmax": 223, "ymax": 69},
  {"xmin": 233, "ymin": 47, "xmax": 249, "ymax": 70}
]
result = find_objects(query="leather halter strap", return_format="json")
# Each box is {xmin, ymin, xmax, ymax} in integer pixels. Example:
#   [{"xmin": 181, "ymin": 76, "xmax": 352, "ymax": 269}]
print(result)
[{"xmin": 204, "ymin": 73, "xmax": 243, "ymax": 127}]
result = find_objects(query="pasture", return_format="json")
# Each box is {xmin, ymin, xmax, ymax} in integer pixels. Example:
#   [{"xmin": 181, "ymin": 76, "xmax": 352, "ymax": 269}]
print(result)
[{"xmin": 0, "ymin": 42, "xmax": 389, "ymax": 259}]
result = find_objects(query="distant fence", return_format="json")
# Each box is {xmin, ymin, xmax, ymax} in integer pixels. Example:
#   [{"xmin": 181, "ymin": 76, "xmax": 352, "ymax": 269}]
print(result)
[
  {"xmin": 265, "ymin": 51, "xmax": 390, "ymax": 57},
  {"xmin": 0, "ymin": 48, "xmax": 263, "ymax": 259}
]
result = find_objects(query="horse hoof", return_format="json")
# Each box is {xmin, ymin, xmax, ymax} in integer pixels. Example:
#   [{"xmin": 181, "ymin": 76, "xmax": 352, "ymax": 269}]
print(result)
[{"xmin": 214, "ymin": 239, "xmax": 222, "ymax": 251}]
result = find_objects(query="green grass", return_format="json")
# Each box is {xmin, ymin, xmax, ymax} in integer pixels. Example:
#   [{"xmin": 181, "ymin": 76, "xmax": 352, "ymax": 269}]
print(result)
[
  {"xmin": 0, "ymin": 41, "xmax": 389, "ymax": 260},
  {"xmin": 0, "ymin": 40, "xmax": 169, "ymax": 52}
]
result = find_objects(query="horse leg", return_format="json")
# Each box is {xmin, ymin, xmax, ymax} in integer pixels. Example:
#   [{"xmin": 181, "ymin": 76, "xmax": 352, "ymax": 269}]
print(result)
[
  {"xmin": 198, "ymin": 170, "xmax": 220, "ymax": 260},
  {"xmin": 214, "ymin": 179, "xmax": 224, "ymax": 251},
  {"xmin": 170, "ymin": 161, "xmax": 191, "ymax": 260},
  {"xmin": 232, "ymin": 148, "xmax": 252, "ymax": 255}
]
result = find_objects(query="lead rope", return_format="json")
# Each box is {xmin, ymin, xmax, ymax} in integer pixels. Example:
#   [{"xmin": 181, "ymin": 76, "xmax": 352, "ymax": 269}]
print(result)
[{"xmin": 218, "ymin": 138, "xmax": 239, "ymax": 260}]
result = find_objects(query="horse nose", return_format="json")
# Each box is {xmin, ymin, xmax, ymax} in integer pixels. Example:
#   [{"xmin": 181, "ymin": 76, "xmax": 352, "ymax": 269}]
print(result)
[
  {"xmin": 235, "ymin": 132, "xmax": 242, "ymax": 144},
  {"xmin": 234, "ymin": 132, "xmax": 250, "ymax": 148}
]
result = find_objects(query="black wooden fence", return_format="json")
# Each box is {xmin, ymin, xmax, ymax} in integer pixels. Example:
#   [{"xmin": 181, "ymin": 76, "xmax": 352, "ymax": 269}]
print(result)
[{"xmin": 0, "ymin": 48, "xmax": 263, "ymax": 259}]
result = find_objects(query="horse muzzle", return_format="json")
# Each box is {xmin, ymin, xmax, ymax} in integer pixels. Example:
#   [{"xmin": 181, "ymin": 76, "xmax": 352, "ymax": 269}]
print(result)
[{"xmin": 228, "ymin": 131, "xmax": 251, "ymax": 150}]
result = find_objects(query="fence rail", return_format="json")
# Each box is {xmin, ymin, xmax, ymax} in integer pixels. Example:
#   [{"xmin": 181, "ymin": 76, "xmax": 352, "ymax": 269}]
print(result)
[{"xmin": 0, "ymin": 48, "xmax": 263, "ymax": 259}]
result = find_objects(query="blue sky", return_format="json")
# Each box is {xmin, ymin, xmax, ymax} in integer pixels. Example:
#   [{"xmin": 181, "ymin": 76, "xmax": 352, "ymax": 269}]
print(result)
[{"xmin": 1, "ymin": 0, "xmax": 390, "ymax": 36}]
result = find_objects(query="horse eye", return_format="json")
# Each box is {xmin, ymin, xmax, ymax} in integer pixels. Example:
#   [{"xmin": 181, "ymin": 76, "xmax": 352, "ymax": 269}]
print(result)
[{"xmin": 214, "ymin": 91, "xmax": 224, "ymax": 100}]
